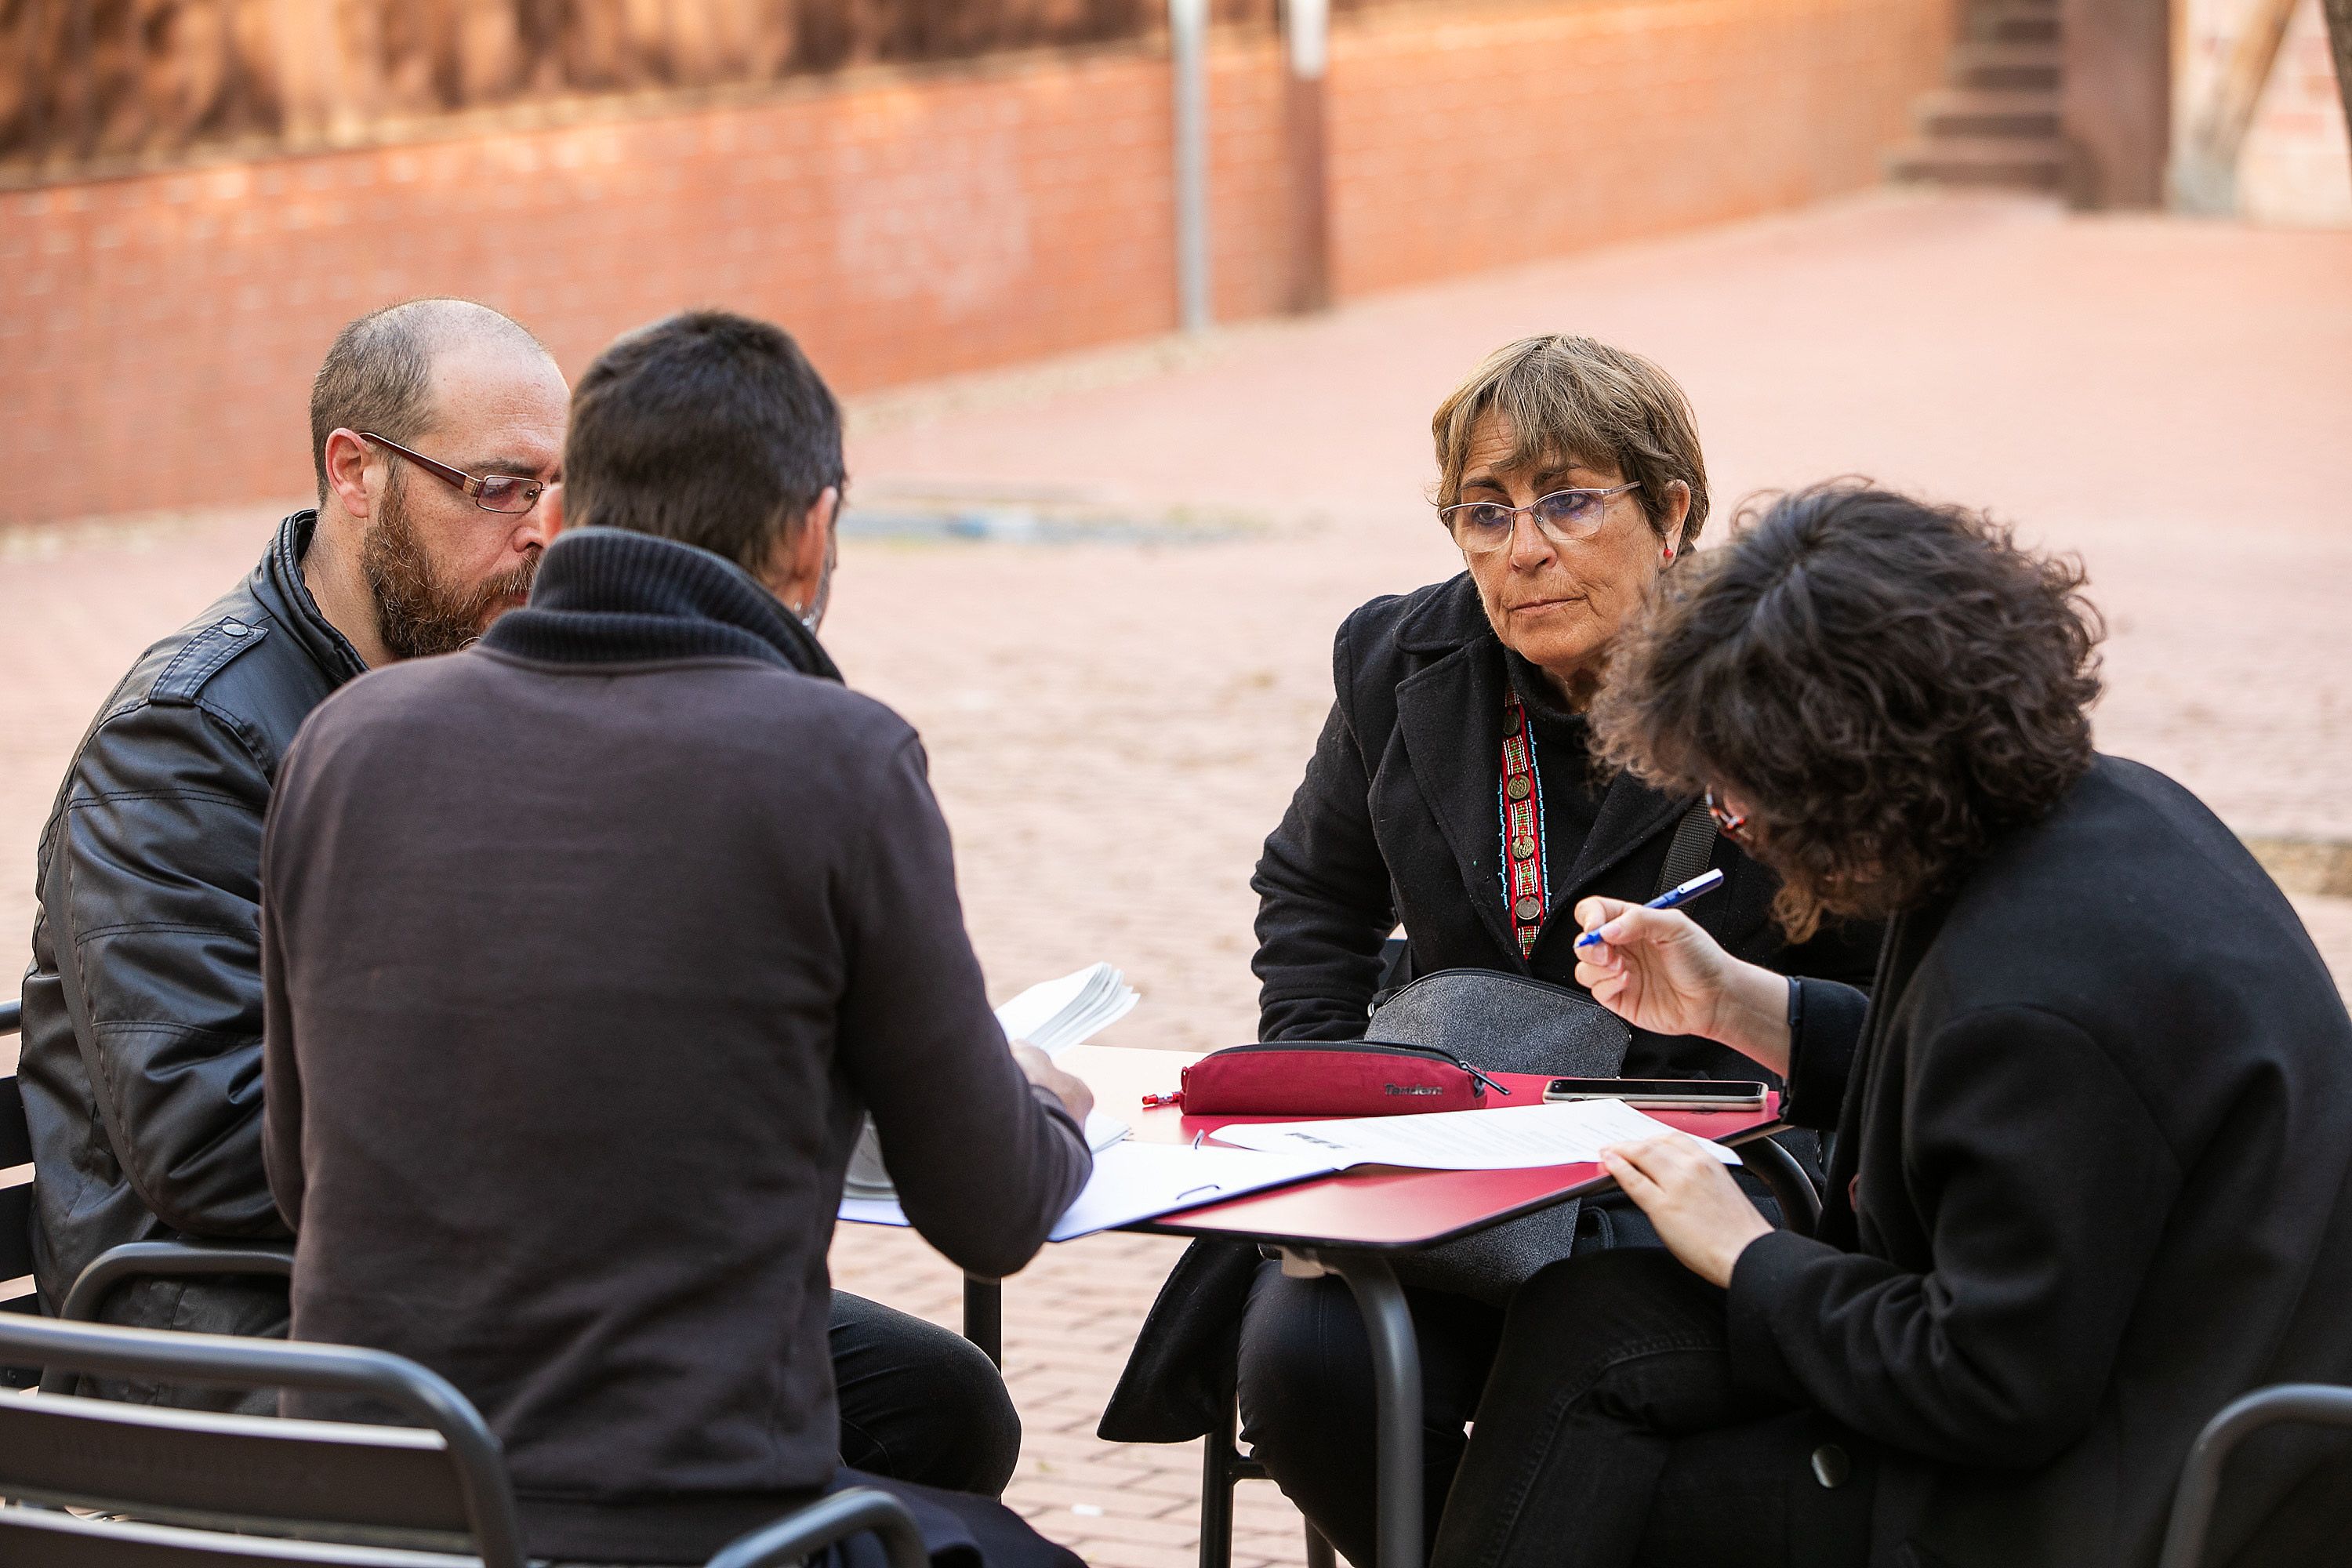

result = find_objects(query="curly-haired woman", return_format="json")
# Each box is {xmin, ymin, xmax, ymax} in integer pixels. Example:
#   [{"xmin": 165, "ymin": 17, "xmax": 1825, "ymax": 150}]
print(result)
[{"xmin": 1428, "ymin": 485, "xmax": 2352, "ymax": 1568}]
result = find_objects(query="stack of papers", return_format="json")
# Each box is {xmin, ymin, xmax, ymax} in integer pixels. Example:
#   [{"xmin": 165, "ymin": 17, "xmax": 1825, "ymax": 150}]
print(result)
[
  {"xmin": 992, "ymin": 963, "xmax": 1138, "ymax": 1058},
  {"xmin": 843, "ymin": 964, "xmax": 1140, "ymax": 1202}
]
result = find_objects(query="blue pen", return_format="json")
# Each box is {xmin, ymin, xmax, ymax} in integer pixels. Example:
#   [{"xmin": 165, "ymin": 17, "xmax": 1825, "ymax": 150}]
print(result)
[{"xmin": 1573, "ymin": 866, "xmax": 1726, "ymax": 949}]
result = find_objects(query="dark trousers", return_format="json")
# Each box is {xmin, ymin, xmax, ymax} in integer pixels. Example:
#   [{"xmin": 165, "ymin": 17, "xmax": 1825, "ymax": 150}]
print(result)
[
  {"xmin": 1432, "ymin": 1250, "xmax": 1875, "ymax": 1568},
  {"xmin": 1236, "ymin": 1258, "xmax": 1504, "ymax": 1568},
  {"xmin": 829, "ymin": 1290, "xmax": 1023, "ymax": 1497}
]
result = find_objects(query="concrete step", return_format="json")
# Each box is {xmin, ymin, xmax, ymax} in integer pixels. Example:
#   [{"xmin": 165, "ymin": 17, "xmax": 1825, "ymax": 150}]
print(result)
[
  {"xmin": 1912, "ymin": 86, "xmax": 2061, "ymax": 139},
  {"xmin": 1984, "ymin": 12, "xmax": 2060, "ymax": 44},
  {"xmin": 1949, "ymin": 42, "xmax": 2063, "ymax": 91},
  {"xmin": 1886, "ymin": 136, "xmax": 2067, "ymax": 191}
]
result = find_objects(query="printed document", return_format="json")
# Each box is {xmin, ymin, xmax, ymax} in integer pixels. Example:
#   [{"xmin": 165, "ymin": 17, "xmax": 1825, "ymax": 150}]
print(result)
[
  {"xmin": 1210, "ymin": 1098, "xmax": 1742, "ymax": 1171},
  {"xmin": 840, "ymin": 1140, "xmax": 1338, "ymax": 1242}
]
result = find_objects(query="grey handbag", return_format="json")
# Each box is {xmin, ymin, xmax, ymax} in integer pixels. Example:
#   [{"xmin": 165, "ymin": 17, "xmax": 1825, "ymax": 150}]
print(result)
[{"xmin": 1364, "ymin": 800, "xmax": 1716, "ymax": 1303}]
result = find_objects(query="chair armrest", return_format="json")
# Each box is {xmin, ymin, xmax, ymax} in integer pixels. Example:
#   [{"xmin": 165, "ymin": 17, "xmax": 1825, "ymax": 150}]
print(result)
[
  {"xmin": 0, "ymin": 998, "xmax": 20, "ymax": 1036},
  {"xmin": 2157, "ymin": 1383, "xmax": 2352, "ymax": 1568},
  {"xmin": 57, "ymin": 1240, "xmax": 296, "ymax": 1323},
  {"xmin": 39, "ymin": 1240, "xmax": 297, "ymax": 1395},
  {"xmin": 705, "ymin": 1486, "xmax": 929, "ymax": 1568},
  {"xmin": 1737, "ymin": 1134, "xmax": 1822, "ymax": 1237}
]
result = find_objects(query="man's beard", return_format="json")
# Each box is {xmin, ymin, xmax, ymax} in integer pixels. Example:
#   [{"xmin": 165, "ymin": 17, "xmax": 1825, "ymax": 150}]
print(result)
[{"xmin": 361, "ymin": 474, "xmax": 539, "ymax": 659}]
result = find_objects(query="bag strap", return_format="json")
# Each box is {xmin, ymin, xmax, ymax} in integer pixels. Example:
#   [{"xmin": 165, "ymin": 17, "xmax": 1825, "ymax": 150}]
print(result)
[{"xmin": 1655, "ymin": 798, "xmax": 1718, "ymax": 896}]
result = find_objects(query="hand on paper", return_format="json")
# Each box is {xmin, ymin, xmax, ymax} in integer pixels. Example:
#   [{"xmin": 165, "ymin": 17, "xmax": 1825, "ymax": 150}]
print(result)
[
  {"xmin": 1013, "ymin": 1040, "xmax": 1095, "ymax": 1127},
  {"xmin": 1599, "ymin": 1136, "xmax": 1774, "ymax": 1289},
  {"xmin": 1572, "ymin": 898, "xmax": 1792, "ymax": 1076}
]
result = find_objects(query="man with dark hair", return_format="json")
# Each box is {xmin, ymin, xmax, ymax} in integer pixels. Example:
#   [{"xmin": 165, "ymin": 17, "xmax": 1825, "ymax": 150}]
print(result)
[
  {"xmin": 258, "ymin": 310, "xmax": 1094, "ymax": 1566},
  {"xmin": 19, "ymin": 297, "xmax": 566, "ymax": 1399},
  {"xmin": 23, "ymin": 303, "xmax": 1036, "ymax": 1501}
]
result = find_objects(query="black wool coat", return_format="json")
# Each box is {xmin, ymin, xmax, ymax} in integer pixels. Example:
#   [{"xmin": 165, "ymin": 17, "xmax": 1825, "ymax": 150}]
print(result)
[
  {"xmin": 1250, "ymin": 571, "xmax": 1880, "ymax": 1068},
  {"xmin": 1100, "ymin": 574, "xmax": 1881, "ymax": 1443},
  {"xmin": 1733, "ymin": 757, "xmax": 2352, "ymax": 1568}
]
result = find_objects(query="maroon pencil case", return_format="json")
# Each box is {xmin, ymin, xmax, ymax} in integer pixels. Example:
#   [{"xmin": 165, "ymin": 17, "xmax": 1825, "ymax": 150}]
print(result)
[{"xmin": 1151, "ymin": 1040, "xmax": 1509, "ymax": 1117}]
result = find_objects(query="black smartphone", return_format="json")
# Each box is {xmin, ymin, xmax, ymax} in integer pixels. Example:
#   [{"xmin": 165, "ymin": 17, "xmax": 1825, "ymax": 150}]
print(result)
[{"xmin": 1542, "ymin": 1077, "xmax": 1767, "ymax": 1111}]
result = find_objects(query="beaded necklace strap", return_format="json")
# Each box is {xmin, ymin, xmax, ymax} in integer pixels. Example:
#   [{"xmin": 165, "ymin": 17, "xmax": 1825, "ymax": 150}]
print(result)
[{"xmin": 1498, "ymin": 689, "xmax": 1547, "ymax": 957}]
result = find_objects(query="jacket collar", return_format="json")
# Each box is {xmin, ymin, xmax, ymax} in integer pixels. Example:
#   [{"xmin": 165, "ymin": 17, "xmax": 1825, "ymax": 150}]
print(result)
[
  {"xmin": 1390, "ymin": 572, "xmax": 1694, "ymax": 965},
  {"xmin": 481, "ymin": 528, "xmax": 842, "ymax": 681},
  {"xmin": 252, "ymin": 510, "xmax": 370, "ymax": 688},
  {"xmin": 1394, "ymin": 572, "xmax": 1493, "ymax": 653}
]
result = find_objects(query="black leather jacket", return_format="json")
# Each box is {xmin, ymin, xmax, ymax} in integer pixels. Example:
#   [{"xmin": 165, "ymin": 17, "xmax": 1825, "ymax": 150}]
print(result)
[{"xmin": 20, "ymin": 511, "xmax": 366, "ymax": 1353}]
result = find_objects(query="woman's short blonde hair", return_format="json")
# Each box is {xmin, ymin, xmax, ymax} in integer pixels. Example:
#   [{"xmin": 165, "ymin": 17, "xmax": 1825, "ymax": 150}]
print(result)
[{"xmin": 1431, "ymin": 335, "xmax": 1709, "ymax": 546}]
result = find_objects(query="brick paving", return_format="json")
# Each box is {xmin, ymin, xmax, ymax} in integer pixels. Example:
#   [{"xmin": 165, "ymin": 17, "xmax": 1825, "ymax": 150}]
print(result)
[{"xmin": 4, "ymin": 191, "xmax": 2350, "ymax": 1566}]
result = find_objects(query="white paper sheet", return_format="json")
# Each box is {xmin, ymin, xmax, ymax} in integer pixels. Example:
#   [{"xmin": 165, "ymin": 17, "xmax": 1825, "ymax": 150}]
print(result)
[
  {"xmin": 993, "ymin": 963, "xmax": 1139, "ymax": 1058},
  {"xmin": 839, "ymin": 1140, "xmax": 1338, "ymax": 1242},
  {"xmin": 1209, "ymin": 1098, "xmax": 1742, "ymax": 1171}
]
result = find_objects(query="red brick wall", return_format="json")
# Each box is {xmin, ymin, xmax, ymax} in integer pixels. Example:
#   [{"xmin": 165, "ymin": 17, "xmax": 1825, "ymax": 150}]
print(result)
[
  {"xmin": 0, "ymin": 0, "xmax": 1955, "ymax": 527},
  {"xmin": 1330, "ymin": 0, "xmax": 1962, "ymax": 295}
]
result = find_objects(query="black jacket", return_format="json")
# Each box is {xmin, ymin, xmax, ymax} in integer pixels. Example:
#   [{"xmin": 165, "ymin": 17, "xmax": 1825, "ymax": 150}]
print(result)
[
  {"xmin": 1252, "ymin": 572, "xmax": 1879, "ymax": 1068},
  {"xmin": 1099, "ymin": 575, "xmax": 1882, "ymax": 1442},
  {"xmin": 1732, "ymin": 757, "xmax": 2352, "ymax": 1568},
  {"xmin": 20, "ymin": 511, "xmax": 365, "ymax": 1353}
]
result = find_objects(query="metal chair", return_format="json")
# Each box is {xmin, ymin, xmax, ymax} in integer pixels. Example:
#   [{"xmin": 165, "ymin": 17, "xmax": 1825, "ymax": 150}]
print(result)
[
  {"xmin": 2156, "ymin": 1382, "xmax": 2352, "ymax": 1568},
  {"xmin": 0, "ymin": 1310, "xmax": 926, "ymax": 1568}
]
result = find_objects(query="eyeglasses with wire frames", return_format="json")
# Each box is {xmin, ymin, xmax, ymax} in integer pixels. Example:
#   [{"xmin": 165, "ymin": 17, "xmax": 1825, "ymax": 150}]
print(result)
[
  {"xmin": 358, "ymin": 432, "xmax": 550, "ymax": 515},
  {"xmin": 1705, "ymin": 788, "xmax": 1750, "ymax": 843},
  {"xmin": 1439, "ymin": 482, "xmax": 1641, "ymax": 556}
]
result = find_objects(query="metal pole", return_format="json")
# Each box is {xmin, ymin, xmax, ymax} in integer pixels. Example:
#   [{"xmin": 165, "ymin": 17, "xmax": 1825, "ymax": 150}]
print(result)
[
  {"xmin": 1281, "ymin": 0, "xmax": 1332, "ymax": 313},
  {"xmin": 1327, "ymin": 1251, "xmax": 1421, "ymax": 1568},
  {"xmin": 962, "ymin": 1274, "xmax": 1003, "ymax": 1369},
  {"xmin": 1170, "ymin": 0, "xmax": 1212, "ymax": 334}
]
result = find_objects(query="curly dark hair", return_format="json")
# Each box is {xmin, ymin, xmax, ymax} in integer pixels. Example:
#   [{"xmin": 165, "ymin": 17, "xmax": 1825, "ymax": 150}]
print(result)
[{"xmin": 1589, "ymin": 483, "xmax": 2104, "ymax": 939}]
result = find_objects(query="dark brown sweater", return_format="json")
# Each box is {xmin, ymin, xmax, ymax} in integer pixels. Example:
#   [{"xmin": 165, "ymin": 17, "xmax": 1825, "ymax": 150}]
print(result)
[{"xmin": 260, "ymin": 528, "xmax": 1091, "ymax": 1563}]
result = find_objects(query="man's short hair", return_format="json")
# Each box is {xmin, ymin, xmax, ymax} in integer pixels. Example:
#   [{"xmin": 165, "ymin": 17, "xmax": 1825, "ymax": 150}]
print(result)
[
  {"xmin": 563, "ymin": 311, "xmax": 845, "ymax": 579},
  {"xmin": 308, "ymin": 298, "xmax": 549, "ymax": 505},
  {"xmin": 1430, "ymin": 334, "xmax": 1709, "ymax": 546}
]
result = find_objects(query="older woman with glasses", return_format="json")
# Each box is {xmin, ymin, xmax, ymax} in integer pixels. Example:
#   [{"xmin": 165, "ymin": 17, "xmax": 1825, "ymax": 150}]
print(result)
[{"xmin": 1099, "ymin": 336, "xmax": 1881, "ymax": 1566}]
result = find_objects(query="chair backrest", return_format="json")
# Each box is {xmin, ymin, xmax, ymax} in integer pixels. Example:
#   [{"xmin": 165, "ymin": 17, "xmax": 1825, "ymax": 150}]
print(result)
[
  {"xmin": 0, "ymin": 1312, "xmax": 527, "ymax": 1568},
  {"xmin": 1, "ymin": 997, "xmax": 37, "ymax": 1389}
]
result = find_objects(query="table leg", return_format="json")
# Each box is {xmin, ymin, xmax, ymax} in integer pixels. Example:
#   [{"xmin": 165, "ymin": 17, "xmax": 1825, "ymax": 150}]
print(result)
[
  {"xmin": 963, "ymin": 1274, "xmax": 1003, "ymax": 1369},
  {"xmin": 1287, "ymin": 1248, "xmax": 1423, "ymax": 1568}
]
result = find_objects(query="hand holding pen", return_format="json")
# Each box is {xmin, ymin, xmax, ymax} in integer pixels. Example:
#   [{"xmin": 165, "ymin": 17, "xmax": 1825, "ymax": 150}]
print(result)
[
  {"xmin": 1573, "ymin": 869, "xmax": 1796, "ymax": 1076},
  {"xmin": 1570, "ymin": 869, "xmax": 1734, "ymax": 1042}
]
